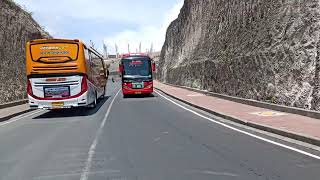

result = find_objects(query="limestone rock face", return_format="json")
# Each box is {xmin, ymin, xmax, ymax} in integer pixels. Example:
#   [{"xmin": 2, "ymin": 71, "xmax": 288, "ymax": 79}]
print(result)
[
  {"xmin": 158, "ymin": 0, "xmax": 320, "ymax": 110},
  {"xmin": 0, "ymin": 0, "xmax": 50, "ymax": 103}
]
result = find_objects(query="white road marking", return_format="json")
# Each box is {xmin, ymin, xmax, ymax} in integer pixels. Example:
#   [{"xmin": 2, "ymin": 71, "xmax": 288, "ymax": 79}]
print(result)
[
  {"xmin": 0, "ymin": 109, "xmax": 44, "ymax": 127},
  {"xmin": 80, "ymin": 89, "xmax": 121, "ymax": 180},
  {"xmin": 250, "ymin": 111, "xmax": 287, "ymax": 117},
  {"xmin": 153, "ymin": 137, "xmax": 161, "ymax": 143},
  {"xmin": 187, "ymin": 94, "xmax": 204, "ymax": 97},
  {"xmin": 155, "ymin": 91, "xmax": 320, "ymax": 160},
  {"xmin": 35, "ymin": 170, "xmax": 121, "ymax": 179},
  {"xmin": 186, "ymin": 170, "xmax": 238, "ymax": 177}
]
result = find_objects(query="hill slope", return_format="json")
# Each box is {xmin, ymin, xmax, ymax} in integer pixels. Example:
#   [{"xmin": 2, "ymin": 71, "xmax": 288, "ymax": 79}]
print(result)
[
  {"xmin": 0, "ymin": 0, "xmax": 50, "ymax": 103},
  {"xmin": 158, "ymin": 0, "xmax": 320, "ymax": 110}
]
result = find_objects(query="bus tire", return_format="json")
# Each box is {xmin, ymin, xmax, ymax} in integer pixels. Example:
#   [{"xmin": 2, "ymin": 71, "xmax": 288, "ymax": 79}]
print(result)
[
  {"xmin": 100, "ymin": 87, "xmax": 106, "ymax": 99},
  {"xmin": 88, "ymin": 92, "xmax": 97, "ymax": 108}
]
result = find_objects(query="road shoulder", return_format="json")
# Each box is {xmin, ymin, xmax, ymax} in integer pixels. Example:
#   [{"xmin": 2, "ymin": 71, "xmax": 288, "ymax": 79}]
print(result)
[
  {"xmin": 0, "ymin": 104, "xmax": 33, "ymax": 123},
  {"xmin": 154, "ymin": 81, "xmax": 320, "ymax": 147}
]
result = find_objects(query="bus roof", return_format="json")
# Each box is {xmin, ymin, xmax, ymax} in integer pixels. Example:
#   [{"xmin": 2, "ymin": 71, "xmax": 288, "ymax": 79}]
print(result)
[
  {"xmin": 121, "ymin": 53, "xmax": 151, "ymax": 59},
  {"xmin": 28, "ymin": 38, "xmax": 104, "ymax": 59},
  {"xmin": 29, "ymin": 38, "xmax": 83, "ymax": 44}
]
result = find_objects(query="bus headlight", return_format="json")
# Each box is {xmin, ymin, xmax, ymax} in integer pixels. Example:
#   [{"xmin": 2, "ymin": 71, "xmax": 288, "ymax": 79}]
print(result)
[
  {"xmin": 123, "ymin": 82, "xmax": 132, "ymax": 90},
  {"xmin": 144, "ymin": 81, "xmax": 153, "ymax": 89}
]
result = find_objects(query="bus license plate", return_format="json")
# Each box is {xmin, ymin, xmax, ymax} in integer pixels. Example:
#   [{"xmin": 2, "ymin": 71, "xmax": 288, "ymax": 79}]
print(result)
[
  {"xmin": 52, "ymin": 102, "xmax": 64, "ymax": 107},
  {"xmin": 135, "ymin": 92, "xmax": 142, "ymax": 94},
  {"xmin": 132, "ymin": 83, "xmax": 144, "ymax": 89}
]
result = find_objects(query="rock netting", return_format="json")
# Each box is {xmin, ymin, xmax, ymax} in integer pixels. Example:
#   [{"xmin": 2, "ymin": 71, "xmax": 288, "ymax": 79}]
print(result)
[
  {"xmin": 0, "ymin": 0, "xmax": 50, "ymax": 104},
  {"xmin": 158, "ymin": 0, "xmax": 320, "ymax": 110}
]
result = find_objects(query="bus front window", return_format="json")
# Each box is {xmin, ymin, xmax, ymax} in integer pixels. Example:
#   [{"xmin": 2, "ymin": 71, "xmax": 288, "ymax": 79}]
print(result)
[{"xmin": 122, "ymin": 58, "xmax": 151, "ymax": 77}]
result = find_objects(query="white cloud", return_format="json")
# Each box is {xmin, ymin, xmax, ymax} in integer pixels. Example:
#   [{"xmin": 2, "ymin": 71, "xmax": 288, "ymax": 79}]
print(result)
[
  {"xmin": 14, "ymin": 0, "xmax": 184, "ymax": 54},
  {"xmin": 14, "ymin": 0, "xmax": 174, "ymax": 26},
  {"xmin": 104, "ymin": 0, "xmax": 183, "ymax": 54}
]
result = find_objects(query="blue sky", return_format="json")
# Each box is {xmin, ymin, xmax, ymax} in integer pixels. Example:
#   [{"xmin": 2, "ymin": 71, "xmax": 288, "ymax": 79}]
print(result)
[{"xmin": 14, "ymin": 0, "xmax": 183, "ymax": 54}]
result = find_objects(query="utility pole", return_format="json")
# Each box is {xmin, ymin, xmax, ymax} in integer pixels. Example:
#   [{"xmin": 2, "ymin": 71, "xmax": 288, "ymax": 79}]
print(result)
[
  {"xmin": 150, "ymin": 43, "xmax": 153, "ymax": 54},
  {"xmin": 115, "ymin": 43, "xmax": 119, "ymax": 58},
  {"xmin": 139, "ymin": 42, "xmax": 142, "ymax": 53},
  {"xmin": 103, "ymin": 43, "xmax": 108, "ymax": 59},
  {"xmin": 128, "ymin": 43, "xmax": 130, "ymax": 54},
  {"xmin": 90, "ymin": 40, "xmax": 94, "ymax": 48}
]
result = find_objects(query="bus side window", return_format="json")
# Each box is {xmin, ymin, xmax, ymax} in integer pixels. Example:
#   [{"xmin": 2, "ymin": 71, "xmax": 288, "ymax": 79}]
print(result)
[
  {"xmin": 91, "ymin": 54, "xmax": 98, "ymax": 73},
  {"xmin": 98, "ymin": 58, "xmax": 105, "ymax": 74},
  {"xmin": 84, "ymin": 49, "xmax": 92, "ymax": 77},
  {"xmin": 84, "ymin": 48, "xmax": 90, "ymax": 60}
]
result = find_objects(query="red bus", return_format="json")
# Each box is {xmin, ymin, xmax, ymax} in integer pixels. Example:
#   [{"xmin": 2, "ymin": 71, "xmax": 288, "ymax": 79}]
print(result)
[{"xmin": 119, "ymin": 53, "xmax": 156, "ymax": 97}]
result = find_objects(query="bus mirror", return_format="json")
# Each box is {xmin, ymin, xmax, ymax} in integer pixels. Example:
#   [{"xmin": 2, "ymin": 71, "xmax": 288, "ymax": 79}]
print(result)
[
  {"xmin": 99, "ymin": 73, "xmax": 106, "ymax": 79},
  {"xmin": 119, "ymin": 65, "xmax": 124, "ymax": 73},
  {"xmin": 152, "ymin": 62, "xmax": 156, "ymax": 72},
  {"xmin": 99, "ymin": 69, "xmax": 106, "ymax": 78}
]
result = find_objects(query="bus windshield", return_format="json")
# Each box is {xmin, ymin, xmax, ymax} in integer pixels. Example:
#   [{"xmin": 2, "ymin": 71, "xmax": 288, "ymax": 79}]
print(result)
[{"xmin": 122, "ymin": 58, "xmax": 151, "ymax": 77}]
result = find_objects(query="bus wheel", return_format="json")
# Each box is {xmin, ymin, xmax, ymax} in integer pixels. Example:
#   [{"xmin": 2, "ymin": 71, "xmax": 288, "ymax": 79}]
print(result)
[
  {"xmin": 100, "ymin": 87, "xmax": 106, "ymax": 99},
  {"xmin": 88, "ymin": 93, "xmax": 97, "ymax": 108}
]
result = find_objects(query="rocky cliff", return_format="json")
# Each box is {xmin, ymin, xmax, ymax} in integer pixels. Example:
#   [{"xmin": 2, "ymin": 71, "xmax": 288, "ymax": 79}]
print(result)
[
  {"xmin": 158, "ymin": 0, "xmax": 320, "ymax": 110},
  {"xmin": 0, "ymin": 0, "xmax": 50, "ymax": 104}
]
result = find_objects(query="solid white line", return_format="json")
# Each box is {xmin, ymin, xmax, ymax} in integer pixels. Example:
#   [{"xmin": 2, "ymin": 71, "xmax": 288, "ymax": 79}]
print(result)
[
  {"xmin": 0, "ymin": 109, "xmax": 44, "ymax": 127},
  {"xmin": 80, "ymin": 89, "xmax": 121, "ymax": 180},
  {"xmin": 155, "ymin": 90, "xmax": 320, "ymax": 160}
]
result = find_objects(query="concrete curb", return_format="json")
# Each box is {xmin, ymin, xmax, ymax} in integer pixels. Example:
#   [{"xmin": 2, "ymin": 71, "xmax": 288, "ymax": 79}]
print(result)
[
  {"xmin": 0, "ymin": 99, "xmax": 28, "ymax": 110},
  {"xmin": 155, "ymin": 87, "xmax": 320, "ymax": 147},
  {"xmin": 161, "ymin": 82, "xmax": 320, "ymax": 120},
  {"xmin": 0, "ymin": 99, "xmax": 35, "ymax": 123},
  {"xmin": 0, "ymin": 109, "xmax": 34, "ymax": 123}
]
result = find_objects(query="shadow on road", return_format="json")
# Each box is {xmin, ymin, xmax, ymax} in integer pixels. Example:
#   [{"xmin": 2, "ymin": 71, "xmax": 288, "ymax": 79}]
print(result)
[
  {"xmin": 123, "ymin": 93, "xmax": 157, "ymax": 99},
  {"xmin": 32, "ymin": 96, "xmax": 110, "ymax": 119}
]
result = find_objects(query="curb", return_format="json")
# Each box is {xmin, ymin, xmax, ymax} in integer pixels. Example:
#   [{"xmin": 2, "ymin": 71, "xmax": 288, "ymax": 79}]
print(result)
[
  {"xmin": 155, "ymin": 87, "xmax": 320, "ymax": 147},
  {"xmin": 160, "ymin": 82, "xmax": 320, "ymax": 120},
  {"xmin": 0, "ymin": 100, "xmax": 35, "ymax": 123},
  {"xmin": 0, "ymin": 109, "xmax": 34, "ymax": 123},
  {"xmin": 0, "ymin": 99, "xmax": 28, "ymax": 110}
]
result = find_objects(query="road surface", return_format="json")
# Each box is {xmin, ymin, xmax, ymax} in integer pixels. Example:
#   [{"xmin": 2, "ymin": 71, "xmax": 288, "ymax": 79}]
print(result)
[{"xmin": 0, "ymin": 80, "xmax": 319, "ymax": 180}]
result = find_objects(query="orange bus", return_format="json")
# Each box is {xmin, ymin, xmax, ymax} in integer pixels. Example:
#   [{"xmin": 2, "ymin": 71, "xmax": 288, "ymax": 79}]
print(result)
[{"xmin": 26, "ymin": 39, "xmax": 108, "ymax": 109}]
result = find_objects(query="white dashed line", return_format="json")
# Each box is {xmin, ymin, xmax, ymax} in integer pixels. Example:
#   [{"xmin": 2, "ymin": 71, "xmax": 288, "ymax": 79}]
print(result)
[{"xmin": 80, "ymin": 89, "xmax": 121, "ymax": 180}]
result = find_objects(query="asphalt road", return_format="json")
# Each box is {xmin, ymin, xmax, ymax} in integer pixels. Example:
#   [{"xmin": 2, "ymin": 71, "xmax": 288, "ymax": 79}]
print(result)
[{"xmin": 0, "ymin": 80, "xmax": 320, "ymax": 180}]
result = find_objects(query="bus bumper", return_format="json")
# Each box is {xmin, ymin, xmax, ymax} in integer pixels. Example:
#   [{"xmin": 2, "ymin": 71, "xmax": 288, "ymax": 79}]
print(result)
[
  {"xmin": 122, "ymin": 88, "xmax": 153, "ymax": 95},
  {"xmin": 28, "ymin": 92, "xmax": 89, "ymax": 109}
]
